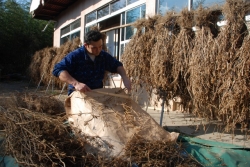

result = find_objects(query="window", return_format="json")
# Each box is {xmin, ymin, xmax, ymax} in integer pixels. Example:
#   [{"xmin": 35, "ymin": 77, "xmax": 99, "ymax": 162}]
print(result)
[
  {"xmin": 122, "ymin": 4, "xmax": 146, "ymax": 40},
  {"xmin": 60, "ymin": 18, "xmax": 81, "ymax": 45},
  {"xmin": 158, "ymin": 0, "xmax": 189, "ymax": 15},
  {"xmin": 120, "ymin": 4, "xmax": 146, "ymax": 56},
  {"xmin": 126, "ymin": 6, "xmax": 141, "ymax": 24},
  {"xmin": 61, "ymin": 25, "xmax": 70, "ymax": 36},
  {"xmin": 86, "ymin": 11, "xmax": 96, "ymax": 24},
  {"xmin": 193, "ymin": 0, "xmax": 225, "ymax": 9},
  {"xmin": 98, "ymin": 5, "xmax": 109, "ymax": 19},
  {"xmin": 127, "ymin": 0, "xmax": 139, "ymax": 5},
  {"xmin": 85, "ymin": 0, "xmax": 144, "ymax": 25},
  {"xmin": 157, "ymin": 0, "xmax": 226, "ymax": 15},
  {"xmin": 120, "ymin": 43, "xmax": 125, "ymax": 55},
  {"xmin": 71, "ymin": 19, "xmax": 81, "ymax": 30},
  {"xmin": 111, "ymin": 0, "xmax": 126, "ymax": 13}
]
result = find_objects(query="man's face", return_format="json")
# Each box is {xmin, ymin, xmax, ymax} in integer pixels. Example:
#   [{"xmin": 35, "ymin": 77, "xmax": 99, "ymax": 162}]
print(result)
[{"xmin": 84, "ymin": 39, "xmax": 103, "ymax": 56}]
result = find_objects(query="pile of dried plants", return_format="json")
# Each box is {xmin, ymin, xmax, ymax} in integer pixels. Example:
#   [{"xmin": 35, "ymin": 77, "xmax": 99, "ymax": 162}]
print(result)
[{"xmin": 0, "ymin": 93, "xmax": 201, "ymax": 167}]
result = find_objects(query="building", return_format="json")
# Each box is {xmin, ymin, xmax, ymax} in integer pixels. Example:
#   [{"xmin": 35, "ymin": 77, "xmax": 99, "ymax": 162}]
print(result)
[
  {"xmin": 30, "ymin": 0, "xmax": 226, "ymax": 53},
  {"xmin": 30, "ymin": 0, "xmax": 226, "ymax": 110}
]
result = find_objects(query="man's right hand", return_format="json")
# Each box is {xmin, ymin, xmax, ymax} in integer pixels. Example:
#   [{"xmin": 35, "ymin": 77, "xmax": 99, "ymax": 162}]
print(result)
[
  {"xmin": 58, "ymin": 71, "xmax": 92, "ymax": 93},
  {"xmin": 73, "ymin": 82, "xmax": 91, "ymax": 93}
]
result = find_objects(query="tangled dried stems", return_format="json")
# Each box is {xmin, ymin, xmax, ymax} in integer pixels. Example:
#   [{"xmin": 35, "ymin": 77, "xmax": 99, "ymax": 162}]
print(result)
[
  {"xmin": 150, "ymin": 12, "xmax": 177, "ymax": 92},
  {"xmin": 28, "ymin": 37, "xmax": 82, "ymax": 90},
  {"xmin": 122, "ymin": 0, "xmax": 250, "ymax": 132},
  {"xmin": 123, "ymin": 16, "xmax": 160, "ymax": 92},
  {"xmin": 188, "ymin": 6, "xmax": 219, "ymax": 120},
  {"xmin": 0, "ymin": 93, "xmax": 201, "ymax": 167},
  {"xmin": 172, "ymin": 8, "xmax": 195, "ymax": 108}
]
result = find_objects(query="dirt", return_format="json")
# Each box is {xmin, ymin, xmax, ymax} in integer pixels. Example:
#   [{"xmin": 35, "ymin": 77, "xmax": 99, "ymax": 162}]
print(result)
[
  {"xmin": 0, "ymin": 79, "xmax": 68, "ymax": 101},
  {"xmin": 0, "ymin": 80, "xmax": 32, "ymax": 95}
]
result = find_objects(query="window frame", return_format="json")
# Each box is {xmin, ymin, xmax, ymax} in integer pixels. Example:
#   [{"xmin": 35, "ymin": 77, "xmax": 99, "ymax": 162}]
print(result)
[{"xmin": 60, "ymin": 18, "xmax": 81, "ymax": 45}]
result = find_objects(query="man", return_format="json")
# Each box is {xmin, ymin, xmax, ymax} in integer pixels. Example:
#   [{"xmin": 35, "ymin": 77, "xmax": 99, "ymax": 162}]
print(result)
[{"xmin": 53, "ymin": 30, "xmax": 131, "ymax": 95}]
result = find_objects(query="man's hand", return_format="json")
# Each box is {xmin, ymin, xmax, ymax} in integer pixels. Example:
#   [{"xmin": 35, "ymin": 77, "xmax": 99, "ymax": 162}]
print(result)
[
  {"xmin": 73, "ymin": 82, "xmax": 91, "ymax": 93},
  {"xmin": 122, "ymin": 76, "xmax": 131, "ymax": 91}
]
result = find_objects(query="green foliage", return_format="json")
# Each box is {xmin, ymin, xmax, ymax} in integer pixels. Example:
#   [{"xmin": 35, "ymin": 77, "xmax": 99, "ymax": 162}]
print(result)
[{"xmin": 0, "ymin": 0, "xmax": 53, "ymax": 76}]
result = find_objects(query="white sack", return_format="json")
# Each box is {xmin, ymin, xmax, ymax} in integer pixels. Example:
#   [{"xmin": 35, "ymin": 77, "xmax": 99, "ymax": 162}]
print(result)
[{"xmin": 65, "ymin": 88, "xmax": 179, "ymax": 157}]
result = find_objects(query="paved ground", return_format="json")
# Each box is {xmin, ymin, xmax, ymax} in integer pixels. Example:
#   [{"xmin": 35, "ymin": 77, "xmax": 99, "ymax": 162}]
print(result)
[{"xmin": 145, "ymin": 107, "xmax": 250, "ymax": 148}]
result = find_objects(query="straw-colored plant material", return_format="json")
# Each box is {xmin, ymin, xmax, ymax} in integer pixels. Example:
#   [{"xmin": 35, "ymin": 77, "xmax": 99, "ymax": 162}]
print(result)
[
  {"xmin": 150, "ymin": 12, "xmax": 177, "ymax": 91},
  {"xmin": 125, "ymin": 134, "xmax": 201, "ymax": 167},
  {"xmin": 122, "ymin": 15, "xmax": 160, "ymax": 101},
  {"xmin": 188, "ymin": 7, "xmax": 219, "ymax": 119},
  {"xmin": 148, "ymin": 12, "xmax": 180, "ymax": 105},
  {"xmin": 211, "ymin": 0, "xmax": 250, "ymax": 131},
  {"xmin": 120, "ymin": 18, "xmax": 147, "ymax": 102},
  {"xmin": 0, "ymin": 93, "xmax": 201, "ymax": 167},
  {"xmin": 121, "ymin": 0, "xmax": 250, "ymax": 131},
  {"xmin": 172, "ymin": 8, "xmax": 194, "ymax": 109},
  {"xmin": 28, "ymin": 37, "xmax": 82, "ymax": 90}
]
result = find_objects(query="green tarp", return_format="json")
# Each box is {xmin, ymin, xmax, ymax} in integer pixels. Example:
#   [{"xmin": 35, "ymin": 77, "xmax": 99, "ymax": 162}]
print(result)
[
  {"xmin": 179, "ymin": 136, "xmax": 250, "ymax": 167},
  {"xmin": 0, "ymin": 137, "xmax": 18, "ymax": 167}
]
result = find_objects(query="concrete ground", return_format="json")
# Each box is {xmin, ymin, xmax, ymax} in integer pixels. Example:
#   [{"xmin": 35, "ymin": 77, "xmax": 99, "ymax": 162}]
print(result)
[{"xmin": 144, "ymin": 107, "xmax": 250, "ymax": 148}]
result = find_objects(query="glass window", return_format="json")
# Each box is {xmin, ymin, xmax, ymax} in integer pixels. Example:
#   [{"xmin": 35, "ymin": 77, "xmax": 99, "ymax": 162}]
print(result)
[
  {"xmin": 125, "ymin": 26, "xmax": 133, "ymax": 40},
  {"xmin": 86, "ymin": 11, "xmax": 96, "ymax": 23},
  {"xmin": 121, "ymin": 27, "xmax": 125, "ymax": 41},
  {"xmin": 120, "ymin": 43, "xmax": 125, "ymax": 55},
  {"xmin": 111, "ymin": 0, "xmax": 126, "ymax": 13},
  {"xmin": 193, "ymin": 0, "xmax": 225, "ymax": 9},
  {"xmin": 141, "ymin": 4, "xmax": 146, "ymax": 18},
  {"xmin": 71, "ymin": 31, "xmax": 80, "ymax": 40},
  {"xmin": 71, "ymin": 19, "xmax": 81, "ymax": 30},
  {"xmin": 158, "ymin": 0, "xmax": 189, "ymax": 15},
  {"xmin": 121, "ymin": 4, "xmax": 146, "ymax": 41},
  {"xmin": 98, "ymin": 5, "xmax": 109, "ymax": 19},
  {"xmin": 126, "ymin": 5, "xmax": 143, "ymax": 24},
  {"xmin": 61, "ymin": 35, "xmax": 70, "ymax": 45},
  {"xmin": 121, "ymin": 12, "xmax": 125, "ymax": 25},
  {"xmin": 60, "ymin": 19, "xmax": 81, "ymax": 45},
  {"xmin": 61, "ymin": 25, "xmax": 70, "ymax": 36},
  {"xmin": 127, "ymin": 0, "xmax": 139, "ymax": 5}
]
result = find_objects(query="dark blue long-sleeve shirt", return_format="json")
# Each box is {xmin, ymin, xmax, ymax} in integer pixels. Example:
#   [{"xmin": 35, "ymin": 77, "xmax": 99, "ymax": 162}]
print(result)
[{"xmin": 52, "ymin": 46, "xmax": 123, "ymax": 95}]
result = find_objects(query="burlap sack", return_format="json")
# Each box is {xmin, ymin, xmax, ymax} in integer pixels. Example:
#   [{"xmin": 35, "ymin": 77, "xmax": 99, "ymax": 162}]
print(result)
[{"xmin": 65, "ymin": 88, "xmax": 179, "ymax": 157}]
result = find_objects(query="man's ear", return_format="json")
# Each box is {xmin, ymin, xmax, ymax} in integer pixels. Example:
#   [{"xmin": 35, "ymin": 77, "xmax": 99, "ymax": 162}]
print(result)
[{"xmin": 83, "ymin": 43, "xmax": 88, "ymax": 47}]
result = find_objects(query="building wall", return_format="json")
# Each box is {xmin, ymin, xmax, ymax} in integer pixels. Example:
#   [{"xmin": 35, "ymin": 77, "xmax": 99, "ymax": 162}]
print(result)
[
  {"xmin": 54, "ymin": 0, "xmax": 114, "ymax": 47},
  {"xmin": 53, "ymin": 0, "xmax": 152, "ymax": 47}
]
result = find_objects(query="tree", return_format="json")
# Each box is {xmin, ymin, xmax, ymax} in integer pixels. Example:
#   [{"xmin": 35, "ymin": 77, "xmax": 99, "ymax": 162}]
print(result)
[{"xmin": 0, "ymin": 0, "xmax": 53, "ymax": 76}]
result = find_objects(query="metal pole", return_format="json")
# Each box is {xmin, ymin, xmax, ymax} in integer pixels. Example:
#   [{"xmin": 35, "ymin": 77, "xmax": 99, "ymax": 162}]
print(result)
[
  {"xmin": 110, "ymin": 74, "xmax": 116, "ymax": 88},
  {"xmin": 52, "ymin": 77, "xmax": 54, "ymax": 93},
  {"xmin": 58, "ymin": 83, "xmax": 67, "ymax": 99},
  {"xmin": 145, "ymin": 87, "xmax": 152, "ymax": 112},
  {"xmin": 35, "ymin": 73, "xmax": 44, "ymax": 92},
  {"xmin": 159, "ymin": 98, "xmax": 165, "ymax": 126},
  {"xmin": 45, "ymin": 78, "xmax": 52, "ymax": 93}
]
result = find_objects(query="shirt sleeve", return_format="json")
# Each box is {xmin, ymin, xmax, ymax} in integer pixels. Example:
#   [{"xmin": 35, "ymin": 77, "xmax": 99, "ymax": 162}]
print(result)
[
  {"xmin": 103, "ymin": 51, "xmax": 123, "ymax": 73},
  {"xmin": 52, "ymin": 49, "xmax": 80, "ymax": 77}
]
